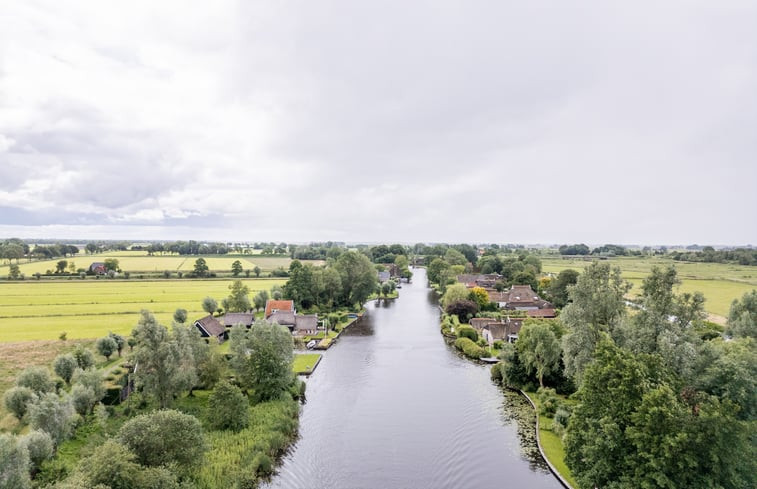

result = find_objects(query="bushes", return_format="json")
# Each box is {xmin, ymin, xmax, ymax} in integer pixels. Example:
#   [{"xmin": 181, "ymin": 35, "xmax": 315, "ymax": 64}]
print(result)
[
  {"xmin": 537, "ymin": 387, "xmax": 560, "ymax": 417},
  {"xmin": 208, "ymin": 381, "xmax": 249, "ymax": 432},
  {"xmin": 3, "ymin": 386, "xmax": 36, "ymax": 420},
  {"xmin": 454, "ymin": 337, "xmax": 488, "ymax": 360},
  {"xmin": 456, "ymin": 325, "xmax": 478, "ymax": 342}
]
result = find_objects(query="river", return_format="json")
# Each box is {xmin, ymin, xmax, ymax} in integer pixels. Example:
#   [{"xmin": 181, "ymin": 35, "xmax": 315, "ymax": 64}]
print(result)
[{"xmin": 264, "ymin": 268, "xmax": 562, "ymax": 489}]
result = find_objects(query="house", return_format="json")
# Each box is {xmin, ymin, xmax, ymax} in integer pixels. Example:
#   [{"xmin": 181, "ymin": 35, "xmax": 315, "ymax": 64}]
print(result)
[
  {"xmin": 89, "ymin": 262, "xmax": 106, "ymax": 275},
  {"xmin": 378, "ymin": 271, "xmax": 391, "ymax": 283},
  {"xmin": 269, "ymin": 310, "xmax": 296, "ymax": 329},
  {"xmin": 502, "ymin": 285, "xmax": 553, "ymax": 311},
  {"xmin": 470, "ymin": 316, "xmax": 524, "ymax": 344},
  {"xmin": 456, "ymin": 274, "xmax": 503, "ymax": 289},
  {"xmin": 487, "ymin": 290, "xmax": 509, "ymax": 308},
  {"xmin": 265, "ymin": 299, "xmax": 295, "ymax": 319},
  {"xmin": 482, "ymin": 323, "xmax": 507, "ymax": 345},
  {"xmin": 294, "ymin": 314, "xmax": 318, "ymax": 335},
  {"xmin": 526, "ymin": 308, "xmax": 557, "ymax": 319},
  {"xmin": 193, "ymin": 315, "xmax": 226, "ymax": 343},
  {"xmin": 222, "ymin": 312, "xmax": 255, "ymax": 328}
]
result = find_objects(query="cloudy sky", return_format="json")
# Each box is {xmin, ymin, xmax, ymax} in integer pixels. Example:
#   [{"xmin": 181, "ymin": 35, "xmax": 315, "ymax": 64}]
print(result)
[{"xmin": 1, "ymin": 1, "xmax": 755, "ymax": 245}]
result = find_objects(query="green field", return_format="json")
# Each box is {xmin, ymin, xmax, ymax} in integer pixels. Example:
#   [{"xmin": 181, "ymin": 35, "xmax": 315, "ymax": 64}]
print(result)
[
  {"xmin": 293, "ymin": 353, "xmax": 322, "ymax": 375},
  {"xmin": 0, "ymin": 252, "xmax": 321, "ymax": 275},
  {"xmin": 541, "ymin": 256, "xmax": 757, "ymax": 318},
  {"xmin": 0, "ymin": 279, "xmax": 286, "ymax": 342}
]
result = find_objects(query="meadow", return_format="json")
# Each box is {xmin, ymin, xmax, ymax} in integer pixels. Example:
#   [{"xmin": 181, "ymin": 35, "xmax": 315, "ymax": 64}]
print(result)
[
  {"xmin": 0, "ymin": 251, "xmax": 318, "ymax": 276},
  {"xmin": 0, "ymin": 278, "xmax": 286, "ymax": 342},
  {"xmin": 541, "ymin": 256, "xmax": 757, "ymax": 319}
]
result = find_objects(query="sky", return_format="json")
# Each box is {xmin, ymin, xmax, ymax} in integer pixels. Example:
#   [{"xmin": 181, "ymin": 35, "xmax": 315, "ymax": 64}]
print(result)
[{"xmin": 1, "ymin": 1, "xmax": 756, "ymax": 246}]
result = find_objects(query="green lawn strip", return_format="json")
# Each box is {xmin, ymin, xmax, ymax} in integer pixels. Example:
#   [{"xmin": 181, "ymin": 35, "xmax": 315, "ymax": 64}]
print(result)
[
  {"xmin": 525, "ymin": 391, "xmax": 578, "ymax": 489},
  {"xmin": 293, "ymin": 353, "xmax": 322, "ymax": 375},
  {"xmin": 367, "ymin": 290, "xmax": 399, "ymax": 300}
]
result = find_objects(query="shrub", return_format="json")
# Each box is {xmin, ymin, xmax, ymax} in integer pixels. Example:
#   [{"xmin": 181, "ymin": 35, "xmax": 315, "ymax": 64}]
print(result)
[
  {"xmin": 553, "ymin": 407, "xmax": 572, "ymax": 436},
  {"xmin": 71, "ymin": 385, "xmax": 97, "ymax": 416},
  {"xmin": 536, "ymin": 387, "xmax": 559, "ymax": 417},
  {"xmin": 95, "ymin": 336, "xmax": 118, "ymax": 360},
  {"xmin": 72, "ymin": 346, "xmax": 95, "ymax": 370},
  {"xmin": 118, "ymin": 409, "xmax": 206, "ymax": 470},
  {"xmin": 208, "ymin": 381, "xmax": 249, "ymax": 432},
  {"xmin": 27, "ymin": 393, "xmax": 76, "ymax": 446},
  {"xmin": 53, "ymin": 354, "xmax": 78, "ymax": 384},
  {"xmin": 454, "ymin": 337, "xmax": 488, "ymax": 359},
  {"xmin": 456, "ymin": 325, "xmax": 478, "ymax": 342},
  {"xmin": 493, "ymin": 340, "xmax": 504, "ymax": 350},
  {"xmin": 16, "ymin": 367, "xmax": 54, "ymax": 395},
  {"xmin": 20, "ymin": 430, "xmax": 54, "ymax": 473},
  {"xmin": 3, "ymin": 386, "xmax": 36, "ymax": 420},
  {"xmin": 0, "ymin": 434, "xmax": 31, "ymax": 489}
]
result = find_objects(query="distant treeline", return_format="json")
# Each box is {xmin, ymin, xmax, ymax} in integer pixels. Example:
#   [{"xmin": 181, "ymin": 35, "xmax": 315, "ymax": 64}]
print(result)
[{"xmin": 671, "ymin": 247, "xmax": 757, "ymax": 265}]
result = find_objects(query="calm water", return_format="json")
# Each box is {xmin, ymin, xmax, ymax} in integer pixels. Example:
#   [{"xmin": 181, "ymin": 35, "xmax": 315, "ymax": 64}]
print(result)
[{"xmin": 264, "ymin": 268, "xmax": 561, "ymax": 489}]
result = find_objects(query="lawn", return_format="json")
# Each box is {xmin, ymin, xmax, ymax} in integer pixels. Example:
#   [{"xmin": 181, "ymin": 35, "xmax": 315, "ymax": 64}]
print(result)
[
  {"xmin": 293, "ymin": 353, "xmax": 322, "ymax": 375},
  {"xmin": 0, "ymin": 279, "xmax": 286, "ymax": 342},
  {"xmin": 541, "ymin": 256, "xmax": 757, "ymax": 318}
]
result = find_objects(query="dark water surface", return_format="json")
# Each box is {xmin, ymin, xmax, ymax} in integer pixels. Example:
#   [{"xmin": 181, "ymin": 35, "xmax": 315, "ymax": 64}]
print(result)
[{"xmin": 264, "ymin": 268, "xmax": 561, "ymax": 489}]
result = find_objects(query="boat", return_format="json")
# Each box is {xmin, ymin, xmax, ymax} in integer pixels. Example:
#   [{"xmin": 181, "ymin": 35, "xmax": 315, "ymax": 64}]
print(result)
[{"xmin": 306, "ymin": 340, "xmax": 317, "ymax": 350}]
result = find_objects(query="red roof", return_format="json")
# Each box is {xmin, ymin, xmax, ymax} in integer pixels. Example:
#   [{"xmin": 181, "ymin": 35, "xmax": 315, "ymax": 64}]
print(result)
[{"xmin": 265, "ymin": 299, "xmax": 294, "ymax": 318}]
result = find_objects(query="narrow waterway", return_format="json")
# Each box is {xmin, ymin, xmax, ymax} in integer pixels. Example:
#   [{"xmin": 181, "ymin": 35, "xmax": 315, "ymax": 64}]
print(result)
[{"xmin": 264, "ymin": 268, "xmax": 562, "ymax": 489}]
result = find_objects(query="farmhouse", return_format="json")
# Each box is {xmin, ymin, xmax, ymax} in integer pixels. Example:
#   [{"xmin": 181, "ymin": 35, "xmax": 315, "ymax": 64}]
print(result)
[
  {"xmin": 89, "ymin": 262, "xmax": 106, "ymax": 274},
  {"xmin": 501, "ymin": 285, "xmax": 553, "ymax": 311},
  {"xmin": 456, "ymin": 274, "xmax": 503, "ymax": 289},
  {"xmin": 193, "ymin": 315, "xmax": 226, "ymax": 343},
  {"xmin": 265, "ymin": 299, "xmax": 295, "ymax": 319},
  {"xmin": 269, "ymin": 310, "xmax": 319, "ymax": 335},
  {"xmin": 470, "ymin": 316, "xmax": 524, "ymax": 343},
  {"xmin": 222, "ymin": 312, "xmax": 255, "ymax": 328}
]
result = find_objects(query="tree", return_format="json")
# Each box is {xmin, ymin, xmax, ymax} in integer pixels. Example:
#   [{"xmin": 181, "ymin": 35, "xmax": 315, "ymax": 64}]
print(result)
[
  {"xmin": 253, "ymin": 290, "xmax": 269, "ymax": 311},
  {"xmin": 27, "ymin": 392, "xmax": 76, "ymax": 446},
  {"xmin": 444, "ymin": 299, "xmax": 479, "ymax": 320},
  {"xmin": 71, "ymin": 385, "xmax": 97, "ymax": 416},
  {"xmin": 560, "ymin": 262, "xmax": 630, "ymax": 384},
  {"xmin": 225, "ymin": 280, "xmax": 251, "ymax": 312},
  {"xmin": 469, "ymin": 286, "xmax": 490, "ymax": 310},
  {"xmin": 20, "ymin": 430, "xmax": 53, "ymax": 475},
  {"xmin": 208, "ymin": 381, "xmax": 249, "ymax": 431},
  {"xmin": 443, "ymin": 248, "xmax": 468, "ymax": 266},
  {"xmin": 229, "ymin": 321, "xmax": 294, "ymax": 402},
  {"xmin": 546, "ymin": 269, "xmax": 579, "ymax": 308},
  {"xmin": 517, "ymin": 321, "xmax": 561, "ymax": 387},
  {"xmin": 231, "ymin": 259, "xmax": 243, "ymax": 277},
  {"xmin": 16, "ymin": 366, "xmax": 54, "ymax": 395},
  {"xmin": 334, "ymin": 251, "xmax": 378, "ymax": 308},
  {"xmin": 72, "ymin": 345, "xmax": 95, "ymax": 370},
  {"xmin": 380, "ymin": 282, "xmax": 392, "ymax": 300},
  {"xmin": 8, "ymin": 263, "xmax": 20, "ymax": 280},
  {"xmin": 427, "ymin": 257, "xmax": 451, "ymax": 285},
  {"xmin": 0, "ymin": 434, "xmax": 31, "ymax": 489},
  {"xmin": 253, "ymin": 265, "xmax": 261, "ymax": 277},
  {"xmin": 56, "ymin": 260, "xmax": 68, "ymax": 274},
  {"xmin": 53, "ymin": 353, "xmax": 78, "ymax": 384},
  {"xmin": 109, "ymin": 332, "xmax": 126, "ymax": 357},
  {"xmin": 3, "ymin": 387, "xmax": 36, "ymax": 420},
  {"xmin": 202, "ymin": 296, "xmax": 218, "ymax": 316},
  {"xmin": 727, "ymin": 290, "xmax": 757, "ymax": 339},
  {"xmin": 131, "ymin": 310, "xmax": 190, "ymax": 408},
  {"xmin": 103, "ymin": 258, "xmax": 119, "ymax": 272},
  {"xmin": 695, "ymin": 338, "xmax": 757, "ymax": 421},
  {"xmin": 118, "ymin": 409, "xmax": 206, "ymax": 470},
  {"xmin": 73, "ymin": 439, "xmax": 147, "ymax": 489},
  {"xmin": 72, "ymin": 368, "xmax": 105, "ymax": 409},
  {"xmin": 85, "ymin": 243, "xmax": 98, "ymax": 254},
  {"xmin": 193, "ymin": 257, "xmax": 209, "ymax": 277},
  {"xmin": 173, "ymin": 308, "xmax": 188, "ymax": 324},
  {"xmin": 95, "ymin": 336, "xmax": 118, "ymax": 360}
]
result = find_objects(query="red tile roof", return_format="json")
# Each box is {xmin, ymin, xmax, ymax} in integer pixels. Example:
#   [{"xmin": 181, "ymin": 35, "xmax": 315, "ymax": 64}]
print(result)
[{"xmin": 265, "ymin": 299, "xmax": 294, "ymax": 318}]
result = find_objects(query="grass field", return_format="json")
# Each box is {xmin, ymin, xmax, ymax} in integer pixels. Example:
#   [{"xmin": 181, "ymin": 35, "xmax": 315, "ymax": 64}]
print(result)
[
  {"xmin": 541, "ymin": 256, "xmax": 757, "ymax": 318},
  {"xmin": 0, "ymin": 279, "xmax": 286, "ymax": 342},
  {"xmin": 0, "ymin": 252, "xmax": 322, "ymax": 275},
  {"xmin": 293, "ymin": 353, "xmax": 322, "ymax": 375}
]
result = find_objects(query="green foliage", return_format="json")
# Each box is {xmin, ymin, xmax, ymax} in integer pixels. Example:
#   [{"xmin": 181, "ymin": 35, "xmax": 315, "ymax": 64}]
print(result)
[
  {"xmin": 536, "ymin": 387, "xmax": 559, "ymax": 417},
  {"xmin": 546, "ymin": 269, "xmax": 579, "ymax": 308},
  {"xmin": 517, "ymin": 321, "xmax": 561, "ymax": 388},
  {"xmin": 335, "ymin": 251, "xmax": 378, "ymax": 308},
  {"xmin": 694, "ymin": 338, "xmax": 757, "ymax": 421},
  {"xmin": 0, "ymin": 434, "xmax": 31, "ymax": 489},
  {"xmin": 4, "ymin": 386, "xmax": 36, "ymax": 420},
  {"xmin": 727, "ymin": 289, "xmax": 757, "ymax": 339},
  {"xmin": 468, "ymin": 286, "xmax": 490, "ymax": 310},
  {"xmin": 201, "ymin": 296, "xmax": 217, "ymax": 315},
  {"xmin": 454, "ymin": 337, "xmax": 488, "ymax": 359},
  {"xmin": 20, "ymin": 430, "xmax": 54, "ymax": 473},
  {"xmin": 72, "ymin": 368, "xmax": 105, "ymax": 404},
  {"xmin": 95, "ymin": 336, "xmax": 118, "ymax": 360},
  {"xmin": 16, "ymin": 366, "xmax": 54, "ymax": 395},
  {"xmin": 225, "ymin": 279, "xmax": 251, "ymax": 313},
  {"xmin": 108, "ymin": 332, "xmax": 126, "ymax": 356},
  {"xmin": 231, "ymin": 259, "xmax": 243, "ymax": 277},
  {"xmin": 456, "ymin": 325, "xmax": 478, "ymax": 342},
  {"xmin": 118, "ymin": 409, "xmax": 206, "ymax": 470},
  {"xmin": 72, "ymin": 345, "xmax": 95, "ymax": 370},
  {"xmin": 27, "ymin": 392, "xmax": 76, "ymax": 446},
  {"xmin": 71, "ymin": 385, "xmax": 97, "ymax": 416},
  {"xmin": 208, "ymin": 381, "xmax": 250, "ymax": 431},
  {"xmin": 193, "ymin": 257, "xmax": 209, "ymax": 277},
  {"xmin": 172, "ymin": 308, "xmax": 188, "ymax": 324},
  {"xmin": 444, "ymin": 299, "xmax": 478, "ymax": 320},
  {"xmin": 229, "ymin": 321, "xmax": 294, "ymax": 402},
  {"xmin": 427, "ymin": 258, "xmax": 451, "ymax": 287}
]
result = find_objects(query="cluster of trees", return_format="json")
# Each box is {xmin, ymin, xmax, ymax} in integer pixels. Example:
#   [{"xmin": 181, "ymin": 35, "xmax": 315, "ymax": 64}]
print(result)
[
  {"xmin": 282, "ymin": 251, "xmax": 378, "ymax": 311},
  {"xmin": 427, "ymin": 249, "xmax": 542, "ymax": 294},
  {"xmin": 200, "ymin": 281, "xmax": 284, "ymax": 317},
  {"xmin": 290, "ymin": 243, "xmax": 344, "ymax": 260},
  {"xmin": 671, "ymin": 246, "xmax": 757, "ymax": 265},
  {"xmin": 441, "ymin": 284, "xmax": 497, "ymax": 320},
  {"xmin": 364, "ymin": 244, "xmax": 408, "ymax": 264},
  {"xmin": 142, "ymin": 241, "xmax": 230, "ymax": 256},
  {"xmin": 558, "ymin": 243, "xmax": 630, "ymax": 256},
  {"xmin": 491, "ymin": 262, "xmax": 756, "ymax": 488}
]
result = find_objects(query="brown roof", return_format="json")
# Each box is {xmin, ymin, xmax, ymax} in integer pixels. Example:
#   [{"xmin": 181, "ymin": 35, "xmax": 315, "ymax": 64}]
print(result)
[
  {"xmin": 526, "ymin": 309, "xmax": 557, "ymax": 318},
  {"xmin": 488, "ymin": 291, "xmax": 508, "ymax": 303},
  {"xmin": 295, "ymin": 314, "xmax": 318, "ymax": 331},
  {"xmin": 222, "ymin": 312, "xmax": 255, "ymax": 327},
  {"xmin": 265, "ymin": 300, "xmax": 294, "ymax": 318},
  {"xmin": 483, "ymin": 323, "xmax": 507, "ymax": 341},
  {"xmin": 269, "ymin": 310, "xmax": 296, "ymax": 326},
  {"xmin": 470, "ymin": 317, "xmax": 499, "ymax": 330},
  {"xmin": 456, "ymin": 274, "xmax": 503, "ymax": 288},
  {"xmin": 505, "ymin": 285, "xmax": 540, "ymax": 304},
  {"xmin": 194, "ymin": 315, "xmax": 225, "ymax": 338}
]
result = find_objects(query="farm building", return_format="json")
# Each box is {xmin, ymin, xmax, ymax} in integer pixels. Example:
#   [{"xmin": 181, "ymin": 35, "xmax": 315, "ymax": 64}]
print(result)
[{"xmin": 193, "ymin": 315, "xmax": 226, "ymax": 343}]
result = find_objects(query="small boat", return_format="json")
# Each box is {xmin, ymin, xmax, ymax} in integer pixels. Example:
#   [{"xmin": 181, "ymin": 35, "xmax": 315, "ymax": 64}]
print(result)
[{"xmin": 306, "ymin": 340, "xmax": 317, "ymax": 350}]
